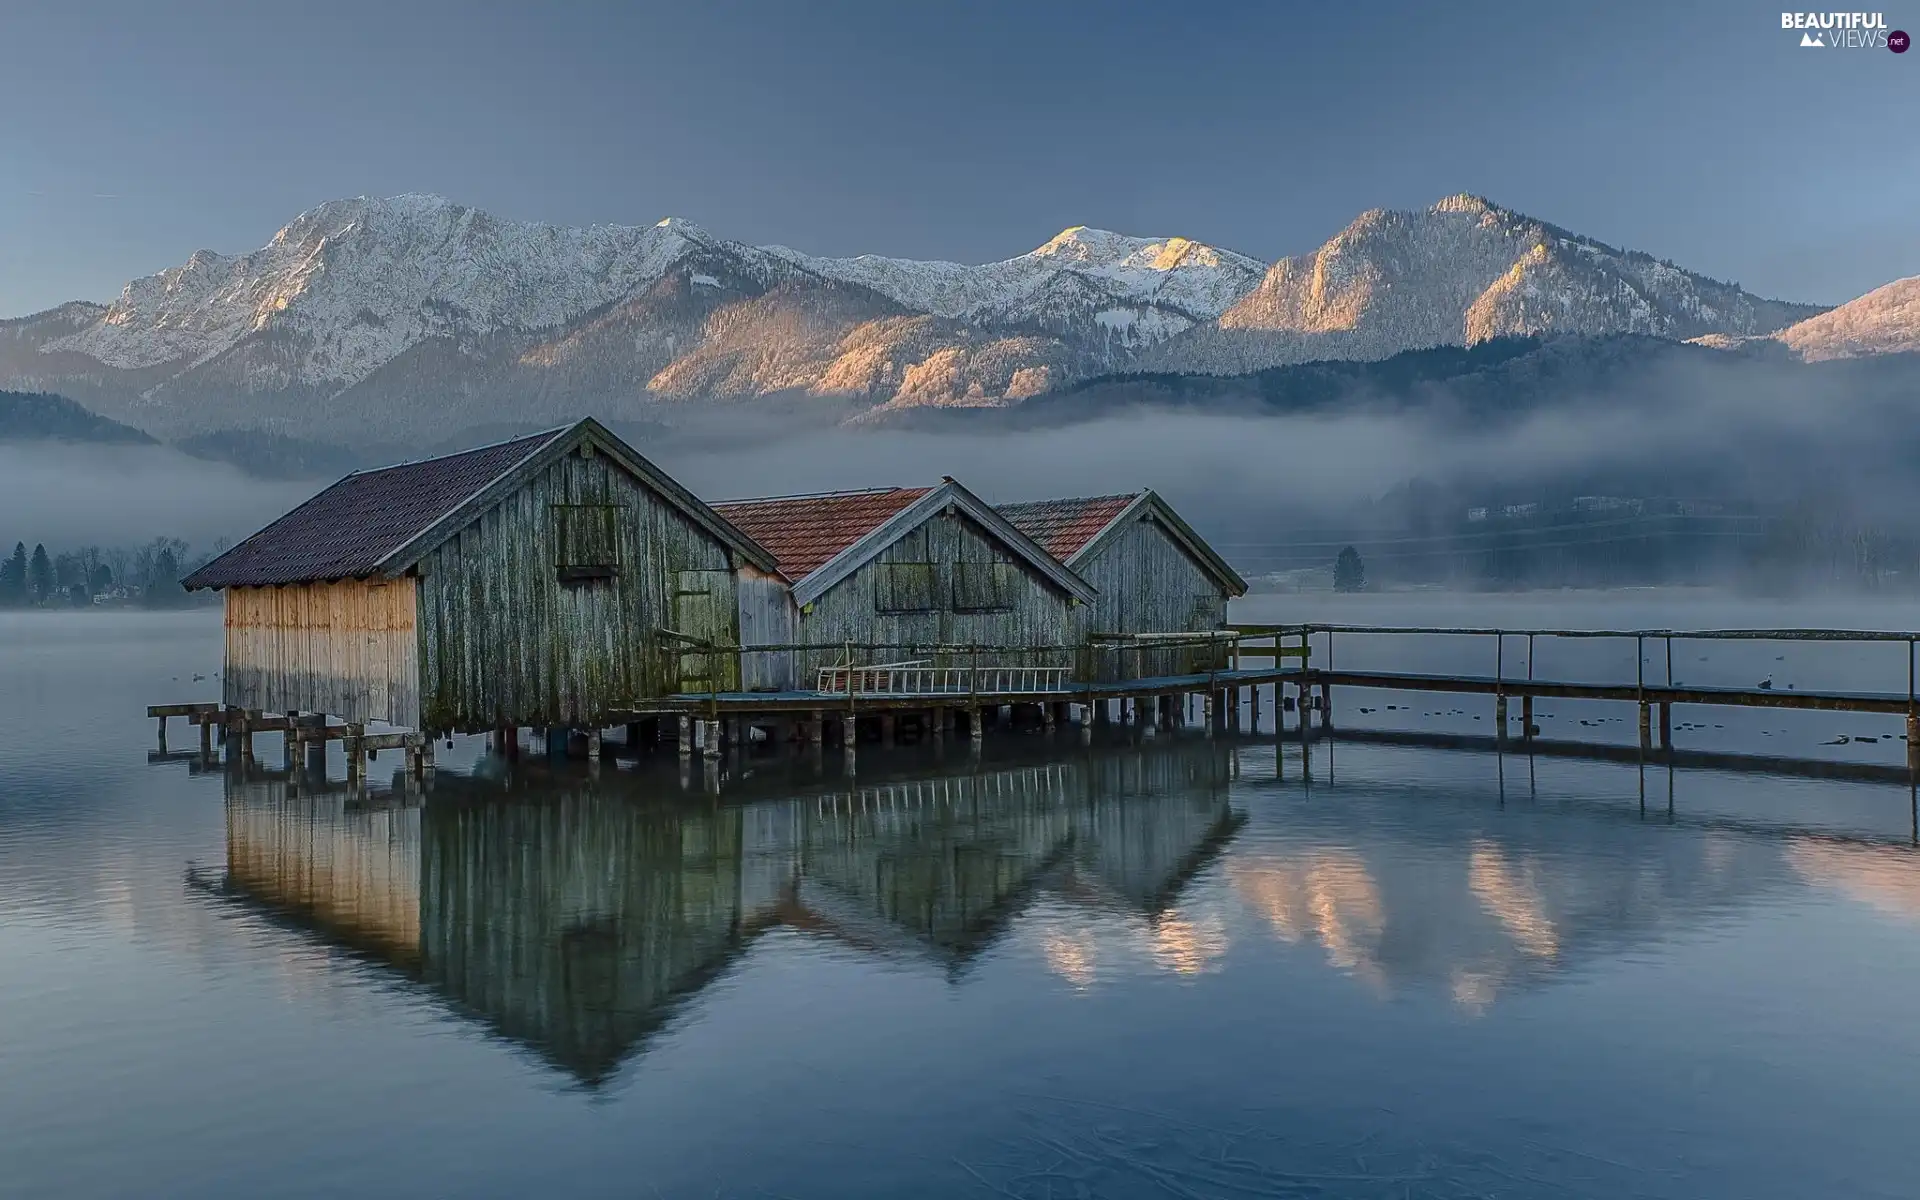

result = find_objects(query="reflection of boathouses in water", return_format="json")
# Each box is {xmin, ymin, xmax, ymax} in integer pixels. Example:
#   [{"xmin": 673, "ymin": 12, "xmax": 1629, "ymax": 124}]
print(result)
[
  {"xmin": 792, "ymin": 756, "xmax": 1243, "ymax": 971},
  {"xmin": 214, "ymin": 741, "xmax": 1242, "ymax": 1083}
]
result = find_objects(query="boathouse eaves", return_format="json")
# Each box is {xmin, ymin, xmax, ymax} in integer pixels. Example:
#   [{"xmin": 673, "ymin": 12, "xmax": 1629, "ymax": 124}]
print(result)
[
  {"xmin": 182, "ymin": 417, "xmax": 778, "ymax": 591},
  {"xmin": 998, "ymin": 489, "xmax": 1248, "ymax": 598},
  {"xmin": 716, "ymin": 479, "xmax": 1097, "ymax": 608}
]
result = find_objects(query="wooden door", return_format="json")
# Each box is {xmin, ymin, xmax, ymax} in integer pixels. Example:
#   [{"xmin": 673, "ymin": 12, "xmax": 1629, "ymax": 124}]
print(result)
[{"xmin": 672, "ymin": 570, "xmax": 735, "ymax": 694}]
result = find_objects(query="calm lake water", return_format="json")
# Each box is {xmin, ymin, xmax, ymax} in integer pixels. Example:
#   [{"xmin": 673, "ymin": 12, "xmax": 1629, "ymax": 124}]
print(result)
[{"xmin": 6, "ymin": 597, "xmax": 1920, "ymax": 1199}]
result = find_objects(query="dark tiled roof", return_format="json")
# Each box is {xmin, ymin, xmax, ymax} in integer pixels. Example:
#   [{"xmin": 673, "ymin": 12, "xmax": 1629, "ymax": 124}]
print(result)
[
  {"xmin": 712, "ymin": 487, "xmax": 932, "ymax": 581},
  {"xmin": 996, "ymin": 493, "xmax": 1137, "ymax": 561},
  {"xmin": 183, "ymin": 429, "xmax": 567, "ymax": 589}
]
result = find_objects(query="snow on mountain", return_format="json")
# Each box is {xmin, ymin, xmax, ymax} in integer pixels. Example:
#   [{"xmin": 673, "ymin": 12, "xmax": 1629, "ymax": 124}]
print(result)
[
  {"xmin": 0, "ymin": 192, "xmax": 1848, "ymax": 441},
  {"xmin": 1141, "ymin": 195, "xmax": 1824, "ymax": 373},
  {"xmin": 1770, "ymin": 276, "xmax": 1920, "ymax": 361},
  {"xmin": 45, "ymin": 195, "xmax": 751, "ymax": 388},
  {"xmin": 765, "ymin": 226, "xmax": 1266, "ymax": 357}
]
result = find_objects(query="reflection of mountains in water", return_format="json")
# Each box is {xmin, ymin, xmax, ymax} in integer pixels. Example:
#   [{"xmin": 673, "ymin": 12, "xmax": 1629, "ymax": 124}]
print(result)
[
  {"xmin": 215, "ymin": 742, "xmax": 1242, "ymax": 1084},
  {"xmin": 1222, "ymin": 773, "xmax": 1861, "ymax": 1012}
]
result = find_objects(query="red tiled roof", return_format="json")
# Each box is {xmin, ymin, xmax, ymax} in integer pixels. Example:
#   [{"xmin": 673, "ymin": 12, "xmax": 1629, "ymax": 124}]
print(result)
[
  {"xmin": 712, "ymin": 487, "xmax": 933, "ymax": 580},
  {"xmin": 996, "ymin": 493, "xmax": 1137, "ymax": 561}
]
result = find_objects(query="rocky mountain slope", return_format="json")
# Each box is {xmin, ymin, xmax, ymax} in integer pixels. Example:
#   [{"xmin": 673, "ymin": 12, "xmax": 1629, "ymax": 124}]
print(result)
[
  {"xmin": 1769, "ymin": 276, "xmax": 1920, "ymax": 361},
  {"xmin": 1137, "ymin": 195, "xmax": 1824, "ymax": 374},
  {"xmin": 0, "ymin": 193, "xmax": 1831, "ymax": 441}
]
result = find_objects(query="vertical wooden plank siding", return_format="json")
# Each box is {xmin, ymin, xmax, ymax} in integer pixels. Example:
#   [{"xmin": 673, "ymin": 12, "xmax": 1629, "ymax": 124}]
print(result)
[
  {"xmin": 222, "ymin": 579, "xmax": 421, "ymax": 726},
  {"xmin": 792, "ymin": 510, "xmax": 1075, "ymax": 680},
  {"xmin": 413, "ymin": 447, "xmax": 741, "ymax": 732},
  {"xmin": 734, "ymin": 565, "xmax": 796, "ymax": 691},
  {"xmin": 1074, "ymin": 518, "xmax": 1231, "ymax": 680}
]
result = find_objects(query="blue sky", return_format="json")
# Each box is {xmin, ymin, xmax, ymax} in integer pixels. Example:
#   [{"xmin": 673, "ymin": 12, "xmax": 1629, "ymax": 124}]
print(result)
[{"xmin": 0, "ymin": 0, "xmax": 1912, "ymax": 315}]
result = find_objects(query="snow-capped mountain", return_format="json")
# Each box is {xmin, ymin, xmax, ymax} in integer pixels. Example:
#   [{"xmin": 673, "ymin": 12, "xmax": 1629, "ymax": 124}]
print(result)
[
  {"xmin": 1138, "ymin": 195, "xmax": 1824, "ymax": 374},
  {"xmin": 47, "ymin": 196, "xmax": 789, "ymax": 388},
  {"xmin": 0, "ymin": 192, "xmax": 1833, "ymax": 441},
  {"xmin": 765, "ymin": 227, "xmax": 1266, "ymax": 360}
]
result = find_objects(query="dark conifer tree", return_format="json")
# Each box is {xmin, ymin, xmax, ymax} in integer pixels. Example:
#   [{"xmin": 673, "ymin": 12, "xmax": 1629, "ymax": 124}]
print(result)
[
  {"xmin": 0, "ymin": 542, "xmax": 24, "ymax": 606},
  {"xmin": 1333, "ymin": 545, "xmax": 1367, "ymax": 593},
  {"xmin": 26, "ymin": 543, "xmax": 53, "ymax": 604}
]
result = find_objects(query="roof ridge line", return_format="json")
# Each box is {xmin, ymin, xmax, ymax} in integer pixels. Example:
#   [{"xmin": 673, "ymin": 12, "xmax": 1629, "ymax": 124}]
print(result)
[
  {"xmin": 998, "ymin": 489, "xmax": 1143, "ymax": 507},
  {"xmin": 715, "ymin": 485, "xmax": 922, "ymax": 505},
  {"xmin": 348, "ymin": 422, "xmax": 574, "ymax": 477}
]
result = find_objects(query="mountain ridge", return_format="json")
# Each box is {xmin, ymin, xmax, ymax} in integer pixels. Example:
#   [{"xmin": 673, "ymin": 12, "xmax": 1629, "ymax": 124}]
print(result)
[{"xmin": 0, "ymin": 192, "xmax": 1844, "ymax": 440}]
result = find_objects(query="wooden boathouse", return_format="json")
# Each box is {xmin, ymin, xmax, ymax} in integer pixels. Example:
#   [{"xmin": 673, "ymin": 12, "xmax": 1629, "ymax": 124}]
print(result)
[
  {"xmin": 998, "ymin": 490, "xmax": 1248, "ymax": 681},
  {"xmin": 179, "ymin": 418, "xmax": 778, "ymax": 756},
  {"xmin": 711, "ymin": 479, "xmax": 1099, "ymax": 690}
]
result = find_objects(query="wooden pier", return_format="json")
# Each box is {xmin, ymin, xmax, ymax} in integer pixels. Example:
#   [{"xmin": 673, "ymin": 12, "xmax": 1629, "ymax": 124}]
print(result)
[
  {"xmin": 148, "ymin": 702, "xmax": 435, "ymax": 779},
  {"xmin": 602, "ymin": 631, "xmax": 1312, "ymax": 762},
  {"xmin": 153, "ymin": 623, "xmax": 1920, "ymax": 783},
  {"xmin": 1248, "ymin": 623, "xmax": 1920, "ymax": 766}
]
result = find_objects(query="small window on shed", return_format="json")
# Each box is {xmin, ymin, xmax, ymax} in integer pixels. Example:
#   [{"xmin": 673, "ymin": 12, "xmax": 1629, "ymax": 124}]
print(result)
[
  {"xmin": 553, "ymin": 505, "xmax": 622, "ymax": 583},
  {"xmin": 952, "ymin": 560, "xmax": 1014, "ymax": 612},
  {"xmin": 876, "ymin": 561, "xmax": 936, "ymax": 612}
]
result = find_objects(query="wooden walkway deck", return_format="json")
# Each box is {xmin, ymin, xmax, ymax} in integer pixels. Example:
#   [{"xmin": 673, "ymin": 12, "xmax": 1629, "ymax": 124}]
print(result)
[
  {"xmin": 149, "ymin": 623, "xmax": 1920, "ymax": 774},
  {"xmin": 642, "ymin": 666, "xmax": 1299, "ymax": 714}
]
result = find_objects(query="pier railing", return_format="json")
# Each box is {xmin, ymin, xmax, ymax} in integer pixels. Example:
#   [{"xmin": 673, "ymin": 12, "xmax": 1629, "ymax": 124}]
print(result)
[
  {"xmin": 1245, "ymin": 623, "xmax": 1920, "ymax": 699},
  {"xmin": 815, "ymin": 663, "xmax": 1072, "ymax": 695},
  {"xmin": 655, "ymin": 629, "xmax": 1304, "ymax": 698},
  {"xmin": 1234, "ymin": 622, "xmax": 1920, "ymax": 753}
]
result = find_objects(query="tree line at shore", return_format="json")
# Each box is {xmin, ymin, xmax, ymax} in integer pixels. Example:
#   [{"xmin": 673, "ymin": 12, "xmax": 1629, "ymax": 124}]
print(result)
[{"xmin": 0, "ymin": 537, "xmax": 223, "ymax": 608}]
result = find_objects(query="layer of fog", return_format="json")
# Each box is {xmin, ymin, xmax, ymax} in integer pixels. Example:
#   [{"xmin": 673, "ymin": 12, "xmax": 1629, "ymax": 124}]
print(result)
[
  {"xmin": 0, "ymin": 443, "xmax": 321, "ymax": 551},
  {"xmin": 657, "ymin": 382, "xmax": 1913, "ymax": 530},
  {"xmin": 11, "ymin": 346, "xmax": 1919, "ymax": 565}
]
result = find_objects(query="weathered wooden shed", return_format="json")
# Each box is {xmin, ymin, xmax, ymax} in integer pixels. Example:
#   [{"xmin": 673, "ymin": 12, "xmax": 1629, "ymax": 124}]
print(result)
[
  {"xmin": 997, "ymin": 490, "xmax": 1247, "ymax": 680},
  {"xmin": 711, "ymin": 479, "xmax": 1097, "ymax": 689},
  {"xmin": 182, "ymin": 418, "xmax": 778, "ymax": 735}
]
